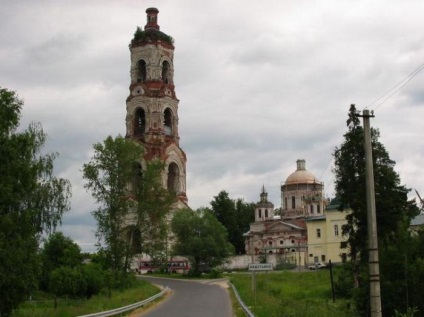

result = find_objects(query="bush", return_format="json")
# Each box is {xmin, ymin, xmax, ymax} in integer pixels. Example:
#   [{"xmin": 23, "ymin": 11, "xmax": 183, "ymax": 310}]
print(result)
[
  {"xmin": 82, "ymin": 263, "xmax": 104, "ymax": 299},
  {"xmin": 209, "ymin": 268, "xmax": 222, "ymax": 278},
  {"xmin": 49, "ymin": 266, "xmax": 86, "ymax": 299}
]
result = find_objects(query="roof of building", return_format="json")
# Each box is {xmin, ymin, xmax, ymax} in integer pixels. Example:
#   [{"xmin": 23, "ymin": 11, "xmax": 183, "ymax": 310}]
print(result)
[
  {"xmin": 285, "ymin": 159, "xmax": 319, "ymax": 185},
  {"xmin": 305, "ymin": 215, "xmax": 326, "ymax": 222},
  {"xmin": 325, "ymin": 196, "xmax": 342, "ymax": 211}
]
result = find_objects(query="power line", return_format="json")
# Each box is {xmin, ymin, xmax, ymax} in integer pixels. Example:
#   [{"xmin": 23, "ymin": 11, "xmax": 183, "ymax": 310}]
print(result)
[{"xmin": 366, "ymin": 62, "xmax": 424, "ymax": 111}]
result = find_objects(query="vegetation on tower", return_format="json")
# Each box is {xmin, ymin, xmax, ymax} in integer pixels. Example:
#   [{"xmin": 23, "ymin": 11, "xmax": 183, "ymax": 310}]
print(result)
[{"xmin": 132, "ymin": 27, "xmax": 174, "ymax": 46}]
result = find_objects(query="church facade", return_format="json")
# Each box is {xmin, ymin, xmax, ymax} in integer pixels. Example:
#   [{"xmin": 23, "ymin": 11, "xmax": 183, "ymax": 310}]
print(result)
[{"xmin": 244, "ymin": 160, "xmax": 349, "ymax": 267}]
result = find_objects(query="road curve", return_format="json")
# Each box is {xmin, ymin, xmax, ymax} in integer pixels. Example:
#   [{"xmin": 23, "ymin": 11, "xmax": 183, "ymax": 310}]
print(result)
[{"xmin": 134, "ymin": 276, "xmax": 233, "ymax": 317}]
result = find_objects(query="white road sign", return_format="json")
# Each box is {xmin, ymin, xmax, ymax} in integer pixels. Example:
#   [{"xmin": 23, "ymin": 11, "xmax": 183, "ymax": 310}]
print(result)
[{"xmin": 248, "ymin": 263, "xmax": 273, "ymax": 271}]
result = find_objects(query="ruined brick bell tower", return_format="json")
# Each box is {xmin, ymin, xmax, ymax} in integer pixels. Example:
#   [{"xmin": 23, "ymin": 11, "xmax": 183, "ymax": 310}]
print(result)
[{"xmin": 126, "ymin": 8, "xmax": 188, "ymax": 207}]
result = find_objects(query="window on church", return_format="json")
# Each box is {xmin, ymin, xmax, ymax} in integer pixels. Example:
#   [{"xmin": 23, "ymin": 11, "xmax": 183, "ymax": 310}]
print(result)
[
  {"xmin": 334, "ymin": 225, "xmax": 339, "ymax": 237},
  {"xmin": 284, "ymin": 197, "xmax": 288, "ymax": 210},
  {"xmin": 137, "ymin": 59, "xmax": 146, "ymax": 83},
  {"xmin": 268, "ymin": 241, "xmax": 272, "ymax": 246},
  {"xmin": 310, "ymin": 204, "xmax": 314, "ymax": 213},
  {"xmin": 258, "ymin": 209, "xmax": 262, "ymax": 219},
  {"xmin": 162, "ymin": 61, "xmax": 170, "ymax": 84},
  {"xmin": 265, "ymin": 209, "xmax": 268, "ymax": 218},
  {"xmin": 291, "ymin": 196, "xmax": 295, "ymax": 209},
  {"xmin": 280, "ymin": 240, "xmax": 284, "ymax": 245},
  {"xmin": 134, "ymin": 108, "xmax": 146, "ymax": 135},
  {"xmin": 132, "ymin": 162, "xmax": 142, "ymax": 194},
  {"xmin": 317, "ymin": 204, "xmax": 321, "ymax": 213},
  {"xmin": 167, "ymin": 162, "xmax": 179, "ymax": 193},
  {"xmin": 126, "ymin": 226, "xmax": 142, "ymax": 254},
  {"xmin": 316, "ymin": 228, "xmax": 321, "ymax": 238},
  {"xmin": 164, "ymin": 108, "xmax": 173, "ymax": 135}
]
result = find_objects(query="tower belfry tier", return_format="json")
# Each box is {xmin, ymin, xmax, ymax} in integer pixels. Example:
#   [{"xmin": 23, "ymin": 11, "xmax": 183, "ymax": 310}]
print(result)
[{"xmin": 126, "ymin": 8, "xmax": 188, "ymax": 206}]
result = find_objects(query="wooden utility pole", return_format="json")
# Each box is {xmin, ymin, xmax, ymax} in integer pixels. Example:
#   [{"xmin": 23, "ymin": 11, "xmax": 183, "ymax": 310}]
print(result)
[{"xmin": 360, "ymin": 109, "xmax": 382, "ymax": 317}]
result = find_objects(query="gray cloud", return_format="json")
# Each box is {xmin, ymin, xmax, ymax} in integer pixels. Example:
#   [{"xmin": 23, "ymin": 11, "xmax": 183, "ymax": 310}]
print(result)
[{"xmin": 1, "ymin": 0, "xmax": 423, "ymax": 252}]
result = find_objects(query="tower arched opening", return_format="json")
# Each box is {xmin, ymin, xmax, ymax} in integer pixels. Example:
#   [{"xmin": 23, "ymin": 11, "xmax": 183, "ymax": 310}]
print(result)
[
  {"xmin": 132, "ymin": 162, "xmax": 143, "ymax": 195},
  {"xmin": 167, "ymin": 162, "xmax": 179, "ymax": 193},
  {"xmin": 134, "ymin": 108, "xmax": 146, "ymax": 136},
  {"xmin": 162, "ymin": 60, "xmax": 170, "ymax": 84},
  {"xmin": 126, "ymin": 226, "xmax": 142, "ymax": 254},
  {"xmin": 164, "ymin": 108, "xmax": 173, "ymax": 135},
  {"xmin": 137, "ymin": 59, "xmax": 147, "ymax": 83}
]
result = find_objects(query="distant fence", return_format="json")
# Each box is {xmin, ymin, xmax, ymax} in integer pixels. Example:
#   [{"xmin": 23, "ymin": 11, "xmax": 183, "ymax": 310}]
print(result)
[
  {"xmin": 77, "ymin": 287, "xmax": 168, "ymax": 317},
  {"xmin": 229, "ymin": 282, "xmax": 254, "ymax": 317}
]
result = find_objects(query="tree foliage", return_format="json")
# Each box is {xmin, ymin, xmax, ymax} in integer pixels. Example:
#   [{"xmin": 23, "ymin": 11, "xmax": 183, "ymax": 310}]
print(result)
[
  {"xmin": 82, "ymin": 136, "xmax": 175, "ymax": 280},
  {"xmin": 83, "ymin": 136, "xmax": 143, "ymax": 276},
  {"xmin": 134, "ymin": 160, "xmax": 175, "ymax": 263},
  {"xmin": 210, "ymin": 191, "xmax": 254, "ymax": 254},
  {"xmin": 40, "ymin": 232, "xmax": 83, "ymax": 291},
  {"xmin": 171, "ymin": 208, "xmax": 234, "ymax": 275},
  {"xmin": 0, "ymin": 87, "xmax": 71, "ymax": 317},
  {"xmin": 332, "ymin": 104, "xmax": 419, "ymax": 315}
]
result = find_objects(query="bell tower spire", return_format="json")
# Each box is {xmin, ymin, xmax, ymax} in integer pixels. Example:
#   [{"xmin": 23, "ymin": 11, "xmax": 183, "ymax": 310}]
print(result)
[{"xmin": 126, "ymin": 8, "xmax": 188, "ymax": 206}]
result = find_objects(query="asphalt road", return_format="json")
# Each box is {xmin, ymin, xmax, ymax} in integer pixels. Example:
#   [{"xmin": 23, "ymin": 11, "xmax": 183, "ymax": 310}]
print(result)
[{"xmin": 134, "ymin": 276, "xmax": 233, "ymax": 317}]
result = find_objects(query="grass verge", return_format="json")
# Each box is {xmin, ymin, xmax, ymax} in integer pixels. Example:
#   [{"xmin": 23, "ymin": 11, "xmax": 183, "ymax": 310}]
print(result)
[
  {"xmin": 12, "ymin": 279, "xmax": 160, "ymax": 317},
  {"xmin": 227, "ymin": 270, "xmax": 358, "ymax": 317}
]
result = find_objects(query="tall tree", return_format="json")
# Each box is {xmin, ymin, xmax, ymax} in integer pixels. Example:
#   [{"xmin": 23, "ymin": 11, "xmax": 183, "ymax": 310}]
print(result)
[
  {"xmin": 210, "ymin": 191, "xmax": 254, "ymax": 254},
  {"xmin": 83, "ymin": 136, "xmax": 142, "ymax": 278},
  {"xmin": 83, "ymin": 136, "xmax": 175, "ymax": 280},
  {"xmin": 0, "ymin": 87, "xmax": 71, "ymax": 317},
  {"xmin": 134, "ymin": 160, "xmax": 175, "ymax": 264},
  {"xmin": 171, "ymin": 208, "xmax": 234, "ymax": 275},
  {"xmin": 234, "ymin": 198, "xmax": 255, "ymax": 254},
  {"xmin": 40, "ymin": 232, "xmax": 83, "ymax": 291},
  {"xmin": 332, "ymin": 104, "xmax": 419, "ymax": 315}
]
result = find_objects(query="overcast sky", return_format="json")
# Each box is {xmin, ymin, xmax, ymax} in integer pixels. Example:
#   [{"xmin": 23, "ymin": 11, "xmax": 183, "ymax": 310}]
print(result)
[{"xmin": 1, "ymin": 0, "xmax": 423, "ymax": 252}]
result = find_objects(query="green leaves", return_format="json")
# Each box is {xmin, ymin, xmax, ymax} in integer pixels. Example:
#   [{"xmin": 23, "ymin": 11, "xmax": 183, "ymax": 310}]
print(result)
[
  {"xmin": 171, "ymin": 208, "xmax": 234, "ymax": 274},
  {"xmin": 82, "ymin": 136, "xmax": 174, "ymax": 278},
  {"xmin": 210, "ymin": 191, "xmax": 254, "ymax": 254},
  {"xmin": 332, "ymin": 104, "xmax": 420, "ymax": 315},
  {"xmin": 0, "ymin": 87, "xmax": 71, "ymax": 316}
]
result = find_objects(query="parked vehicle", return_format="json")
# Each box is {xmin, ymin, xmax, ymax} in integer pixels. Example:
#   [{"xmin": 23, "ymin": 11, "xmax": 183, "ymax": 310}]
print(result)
[{"xmin": 308, "ymin": 262, "xmax": 327, "ymax": 270}]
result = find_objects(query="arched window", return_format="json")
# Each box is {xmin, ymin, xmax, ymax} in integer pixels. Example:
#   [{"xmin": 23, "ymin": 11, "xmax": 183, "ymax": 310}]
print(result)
[
  {"xmin": 317, "ymin": 204, "xmax": 321, "ymax": 213},
  {"xmin": 291, "ymin": 196, "xmax": 296, "ymax": 209},
  {"xmin": 162, "ymin": 60, "xmax": 170, "ymax": 84},
  {"xmin": 164, "ymin": 108, "xmax": 173, "ymax": 135},
  {"xmin": 167, "ymin": 162, "xmax": 179, "ymax": 192},
  {"xmin": 310, "ymin": 204, "xmax": 314, "ymax": 213},
  {"xmin": 265, "ymin": 209, "xmax": 268, "ymax": 218},
  {"xmin": 134, "ymin": 108, "xmax": 146, "ymax": 135},
  {"xmin": 132, "ymin": 162, "xmax": 142, "ymax": 194},
  {"xmin": 258, "ymin": 209, "xmax": 262, "ymax": 219},
  {"xmin": 137, "ymin": 59, "xmax": 146, "ymax": 82},
  {"xmin": 334, "ymin": 225, "xmax": 339, "ymax": 237},
  {"xmin": 127, "ymin": 227, "xmax": 142, "ymax": 254}
]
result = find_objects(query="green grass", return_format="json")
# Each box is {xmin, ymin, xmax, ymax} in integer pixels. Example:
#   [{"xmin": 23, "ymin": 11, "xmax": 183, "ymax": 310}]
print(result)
[
  {"xmin": 228, "ymin": 270, "xmax": 358, "ymax": 317},
  {"xmin": 12, "ymin": 279, "xmax": 160, "ymax": 317}
]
